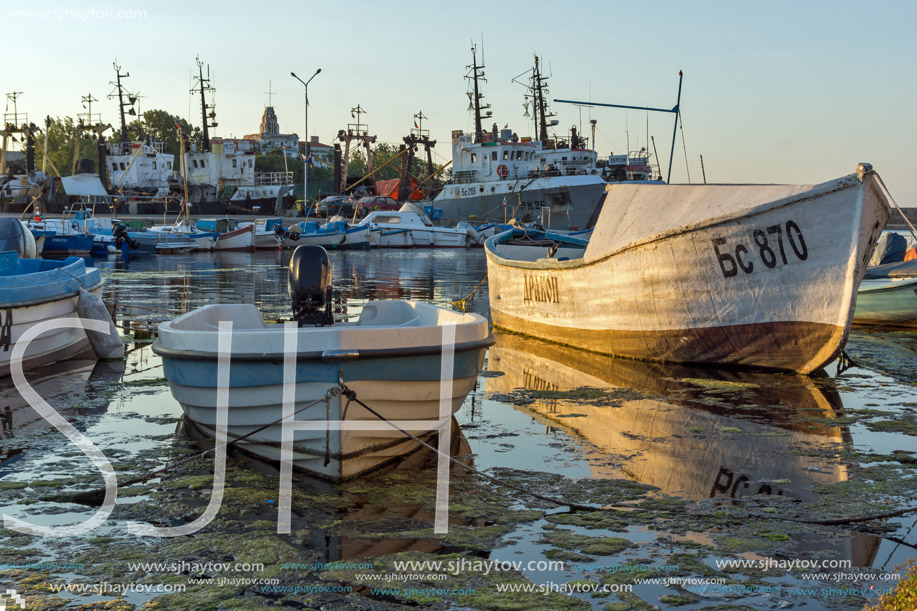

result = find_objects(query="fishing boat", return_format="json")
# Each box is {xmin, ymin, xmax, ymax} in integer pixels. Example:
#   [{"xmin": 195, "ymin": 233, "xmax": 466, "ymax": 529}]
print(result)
[
  {"xmin": 0, "ymin": 220, "xmax": 104, "ymax": 377},
  {"xmin": 359, "ymin": 210, "xmax": 473, "ymax": 248},
  {"xmin": 485, "ymin": 164, "xmax": 891, "ymax": 373},
  {"xmin": 195, "ymin": 219, "xmax": 255, "ymax": 252},
  {"xmin": 425, "ymin": 49, "xmax": 608, "ymax": 230},
  {"xmin": 25, "ymin": 218, "xmax": 94, "ymax": 256},
  {"xmin": 854, "ymin": 260, "xmax": 917, "ymax": 327},
  {"xmin": 153, "ymin": 245, "xmax": 493, "ymax": 480},
  {"xmin": 278, "ymin": 219, "xmax": 371, "ymax": 250},
  {"xmin": 237, "ymin": 218, "xmax": 283, "ymax": 250},
  {"xmin": 147, "ymin": 219, "xmax": 218, "ymax": 251}
]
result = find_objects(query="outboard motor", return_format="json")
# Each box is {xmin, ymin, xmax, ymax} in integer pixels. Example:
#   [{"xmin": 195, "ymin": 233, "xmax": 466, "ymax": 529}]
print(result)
[
  {"xmin": 274, "ymin": 223, "xmax": 301, "ymax": 242},
  {"xmin": 288, "ymin": 245, "xmax": 333, "ymax": 326},
  {"xmin": 0, "ymin": 219, "xmax": 37, "ymax": 259},
  {"xmin": 111, "ymin": 222, "xmax": 140, "ymax": 250}
]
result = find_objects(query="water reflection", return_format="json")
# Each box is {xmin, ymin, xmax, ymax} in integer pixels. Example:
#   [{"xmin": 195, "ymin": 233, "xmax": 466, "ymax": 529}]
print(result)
[
  {"xmin": 0, "ymin": 351, "xmax": 123, "ymax": 471},
  {"xmin": 486, "ymin": 331, "xmax": 882, "ymax": 567},
  {"xmin": 99, "ymin": 249, "xmax": 491, "ymax": 327}
]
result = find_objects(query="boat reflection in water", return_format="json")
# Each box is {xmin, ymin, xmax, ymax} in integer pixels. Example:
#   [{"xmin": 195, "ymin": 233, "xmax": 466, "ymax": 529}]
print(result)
[
  {"xmin": 176, "ymin": 416, "xmax": 476, "ymax": 563},
  {"xmin": 486, "ymin": 332, "xmax": 880, "ymax": 567},
  {"xmin": 0, "ymin": 352, "xmax": 123, "ymax": 468}
]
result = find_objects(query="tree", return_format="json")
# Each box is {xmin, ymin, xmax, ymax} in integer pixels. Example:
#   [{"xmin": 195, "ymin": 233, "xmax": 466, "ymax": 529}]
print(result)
[
  {"xmin": 115, "ymin": 110, "xmax": 202, "ymax": 155},
  {"xmin": 347, "ymin": 141, "xmax": 445, "ymax": 184},
  {"xmin": 32, "ymin": 116, "xmax": 106, "ymax": 177}
]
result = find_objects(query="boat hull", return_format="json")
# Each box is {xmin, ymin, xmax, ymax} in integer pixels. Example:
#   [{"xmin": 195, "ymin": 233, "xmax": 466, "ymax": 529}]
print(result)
[
  {"xmin": 432, "ymin": 174, "xmax": 607, "ymax": 230},
  {"xmin": 0, "ymin": 285, "xmax": 103, "ymax": 378},
  {"xmin": 485, "ymin": 172, "xmax": 890, "ymax": 373},
  {"xmin": 161, "ymin": 357, "xmax": 484, "ymax": 480},
  {"xmin": 215, "ymin": 225, "xmax": 255, "ymax": 252},
  {"xmin": 281, "ymin": 226, "xmax": 371, "ymax": 250},
  {"xmin": 153, "ymin": 301, "xmax": 492, "ymax": 480},
  {"xmin": 854, "ymin": 277, "xmax": 917, "ymax": 327}
]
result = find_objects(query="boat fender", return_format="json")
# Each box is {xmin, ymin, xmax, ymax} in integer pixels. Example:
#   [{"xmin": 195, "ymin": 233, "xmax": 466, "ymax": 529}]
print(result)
[{"xmin": 76, "ymin": 287, "xmax": 124, "ymax": 360}]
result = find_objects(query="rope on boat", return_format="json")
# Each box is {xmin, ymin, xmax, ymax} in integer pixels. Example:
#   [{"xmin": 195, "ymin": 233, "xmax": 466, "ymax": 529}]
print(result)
[
  {"xmin": 66, "ymin": 388, "xmax": 341, "ymax": 506},
  {"xmin": 450, "ymin": 275, "xmax": 487, "ymax": 311},
  {"xmin": 337, "ymin": 382, "xmax": 599, "ymax": 512},
  {"xmin": 875, "ymin": 172, "xmax": 917, "ymax": 245}
]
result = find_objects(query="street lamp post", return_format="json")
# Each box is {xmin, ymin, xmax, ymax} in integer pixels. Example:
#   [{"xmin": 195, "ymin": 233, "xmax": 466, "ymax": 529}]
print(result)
[{"xmin": 291, "ymin": 68, "xmax": 321, "ymax": 216}]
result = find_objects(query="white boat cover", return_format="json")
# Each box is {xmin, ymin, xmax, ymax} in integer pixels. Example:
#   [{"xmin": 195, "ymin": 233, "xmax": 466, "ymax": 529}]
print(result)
[
  {"xmin": 61, "ymin": 174, "xmax": 108, "ymax": 197},
  {"xmin": 585, "ymin": 181, "xmax": 829, "ymax": 263}
]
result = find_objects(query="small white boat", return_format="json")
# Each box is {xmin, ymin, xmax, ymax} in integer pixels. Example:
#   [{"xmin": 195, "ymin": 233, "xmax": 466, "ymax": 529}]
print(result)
[
  {"xmin": 154, "ymin": 245, "xmax": 493, "ymax": 480},
  {"xmin": 855, "ymin": 260, "xmax": 917, "ymax": 327},
  {"xmin": 237, "ymin": 218, "xmax": 283, "ymax": 250},
  {"xmin": 485, "ymin": 164, "xmax": 891, "ymax": 373},
  {"xmin": 279, "ymin": 219, "xmax": 371, "ymax": 250},
  {"xmin": 148, "ymin": 221, "xmax": 218, "ymax": 251},
  {"xmin": 359, "ymin": 210, "xmax": 473, "ymax": 248},
  {"xmin": 196, "ymin": 218, "xmax": 255, "ymax": 252},
  {"xmin": 0, "ymin": 220, "xmax": 104, "ymax": 377}
]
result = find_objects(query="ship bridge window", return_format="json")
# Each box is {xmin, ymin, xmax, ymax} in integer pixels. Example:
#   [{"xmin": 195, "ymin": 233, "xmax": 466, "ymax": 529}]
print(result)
[
  {"xmin": 373, "ymin": 215, "xmax": 402, "ymax": 224},
  {"xmin": 193, "ymin": 160, "xmax": 198, "ymax": 168},
  {"xmin": 471, "ymin": 153, "xmax": 477, "ymax": 163},
  {"xmin": 112, "ymin": 163, "xmax": 117, "ymax": 172},
  {"xmin": 119, "ymin": 162, "xmax": 126, "ymax": 170},
  {"xmin": 200, "ymin": 159, "xmax": 206, "ymax": 168},
  {"xmin": 152, "ymin": 161, "xmax": 157, "ymax": 169},
  {"xmin": 167, "ymin": 162, "xmax": 172, "ymax": 170},
  {"xmin": 491, "ymin": 151, "xmax": 497, "ymax": 161},
  {"xmin": 502, "ymin": 150, "xmax": 508, "ymax": 160},
  {"xmin": 232, "ymin": 159, "xmax": 237, "ymax": 168}
]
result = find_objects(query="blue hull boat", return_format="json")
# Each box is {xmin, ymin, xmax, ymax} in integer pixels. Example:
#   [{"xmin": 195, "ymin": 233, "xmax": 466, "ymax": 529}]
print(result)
[{"xmin": 0, "ymin": 252, "xmax": 103, "ymax": 377}]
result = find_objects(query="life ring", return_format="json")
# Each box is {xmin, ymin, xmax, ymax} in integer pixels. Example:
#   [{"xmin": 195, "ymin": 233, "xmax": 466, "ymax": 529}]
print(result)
[{"xmin": 496, "ymin": 164, "xmax": 508, "ymax": 179}]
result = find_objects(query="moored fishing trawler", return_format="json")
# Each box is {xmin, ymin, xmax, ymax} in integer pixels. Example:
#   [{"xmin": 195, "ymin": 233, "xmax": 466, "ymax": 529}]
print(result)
[
  {"xmin": 485, "ymin": 163, "xmax": 891, "ymax": 373},
  {"xmin": 427, "ymin": 49, "xmax": 607, "ymax": 230}
]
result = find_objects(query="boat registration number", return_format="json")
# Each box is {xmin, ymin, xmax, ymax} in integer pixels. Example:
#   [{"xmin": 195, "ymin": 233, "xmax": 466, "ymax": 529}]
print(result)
[{"xmin": 712, "ymin": 221, "xmax": 808, "ymax": 278}]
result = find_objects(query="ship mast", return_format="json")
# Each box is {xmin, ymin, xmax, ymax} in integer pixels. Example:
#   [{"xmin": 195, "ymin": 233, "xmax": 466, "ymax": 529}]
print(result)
[
  {"xmin": 191, "ymin": 56, "xmax": 217, "ymax": 152},
  {"xmin": 532, "ymin": 56, "xmax": 554, "ymax": 146},
  {"xmin": 108, "ymin": 62, "xmax": 132, "ymax": 143},
  {"xmin": 466, "ymin": 44, "xmax": 490, "ymax": 144}
]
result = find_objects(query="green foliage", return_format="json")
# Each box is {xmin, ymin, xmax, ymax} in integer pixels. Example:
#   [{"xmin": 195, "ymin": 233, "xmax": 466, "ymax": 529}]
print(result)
[
  {"xmin": 124, "ymin": 110, "xmax": 202, "ymax": 155},
  {"xmin": 347, "ymin": 141, "xmax": 441, "ymax": 183},
  {"xmin": 34, "ymin": 116, "xmax": 103, "ymax": 176}
]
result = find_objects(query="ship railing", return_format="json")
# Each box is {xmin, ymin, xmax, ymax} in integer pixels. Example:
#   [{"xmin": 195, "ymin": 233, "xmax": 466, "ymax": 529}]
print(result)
[
  {"xmin": 449, "ymin": 170, "xmax": 478, "ymax": 185},
  {"xmin": 254, "ymin": 171, "xmax": 294, "ymax": 186},
  {"xmin": 106, "ymin": 141, "xmax": 166, "ymax": 156}
]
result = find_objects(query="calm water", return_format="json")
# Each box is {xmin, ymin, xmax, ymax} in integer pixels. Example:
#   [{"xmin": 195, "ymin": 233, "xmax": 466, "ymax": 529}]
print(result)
[{"xmin": 1, "ymin": 248, "xmax": 915, "ymax": 610}]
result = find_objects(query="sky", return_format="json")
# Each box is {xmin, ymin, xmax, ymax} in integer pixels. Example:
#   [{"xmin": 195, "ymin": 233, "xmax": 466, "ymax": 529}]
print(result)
[{"xmin": 3, "ymin": 0, "xmax": 916, "ymax": 202}]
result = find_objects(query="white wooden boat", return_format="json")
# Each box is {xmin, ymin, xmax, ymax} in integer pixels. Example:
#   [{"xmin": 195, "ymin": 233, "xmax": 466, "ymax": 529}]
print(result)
[
  {"xmin": 359, "ymin": 210, "xmax": 473, "ymax": 248},
  {"xmin": 196, "ymin": 218, "xmax": 255, "ymax": 252},
  {"xmin": 485, "ymin": 164, "xmax": 891, "ymax": 373},
  {"xmin": 855, "ymin": 260, "xmax": 917, "ymax": 327},
  {"xmin": 237, "ymin": 218, "xmax": 283, "ymax": 250},
  {"xmin": 153, "ymin": 246, "xmax": 493, "ymax": 480},
  {"xmin": 0, "ymin": 251, "xmax": 103, "ymax": 377}
]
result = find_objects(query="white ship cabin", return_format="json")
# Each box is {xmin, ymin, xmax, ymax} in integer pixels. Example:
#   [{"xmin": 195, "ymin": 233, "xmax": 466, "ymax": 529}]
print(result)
[
  {"xmin": 185, "ymin": 137, "xmax": 256, "ymax": 189},
  {"xmin": 106, "ymin": 140, "xmax": 175, "ymax": 191},
  {"xmin": 450, "ymin": 128, "xmax": 598, "ymax": 185}
]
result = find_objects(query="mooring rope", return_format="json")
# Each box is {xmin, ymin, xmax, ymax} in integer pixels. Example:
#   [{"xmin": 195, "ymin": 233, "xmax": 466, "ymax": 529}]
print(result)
[{"xmin": 450, "ymin": 275, "xmax": 487, "ymax": 311}]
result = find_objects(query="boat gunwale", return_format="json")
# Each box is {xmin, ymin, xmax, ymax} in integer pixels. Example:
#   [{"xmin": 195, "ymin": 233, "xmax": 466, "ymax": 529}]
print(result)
[{"xmin": 151, "ymin": 335, "xmax": 495, "ymax": 362}]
